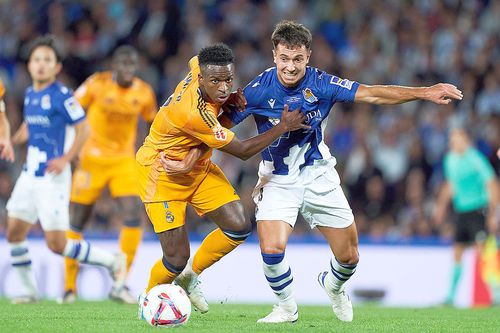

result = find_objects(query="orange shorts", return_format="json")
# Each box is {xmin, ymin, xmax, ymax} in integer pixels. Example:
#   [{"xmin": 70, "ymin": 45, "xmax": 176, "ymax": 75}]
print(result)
[
  {"xmin": 137, "ymin": 160, "xmax": 240, "ymax": 233},
  {"xmin": 71, "ymin": 156, "xmax": 139, "ymax": 204}
]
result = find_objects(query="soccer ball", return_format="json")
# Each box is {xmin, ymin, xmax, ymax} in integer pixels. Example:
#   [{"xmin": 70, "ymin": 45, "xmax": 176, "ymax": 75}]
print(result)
[{"xmin": 141, "ymin": 284, "xmax": 191, "ymax": 328}]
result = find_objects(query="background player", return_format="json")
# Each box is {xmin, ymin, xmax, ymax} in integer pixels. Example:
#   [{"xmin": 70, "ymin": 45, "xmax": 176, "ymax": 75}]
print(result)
[
  {"xmin": 136, "ymin": 43, "xmax": 308, "ymax": 317},
  {"xmin": 433, "ymin": 127, "xmax": 499, "ymax": 306},
  {"xmin": 165, "ymin": 21, "xmax": 464, "ymax": 323},
  {"xmin": 0, "ymin": 78, "xmax": 14, "ymax": 162},
  {"xmin": 5, "ymin": 35, "xmax": 126, "ymax": 304},
  {"xmin": 63, "ymin": 45, "xmax": 157, "ymax": 304}
]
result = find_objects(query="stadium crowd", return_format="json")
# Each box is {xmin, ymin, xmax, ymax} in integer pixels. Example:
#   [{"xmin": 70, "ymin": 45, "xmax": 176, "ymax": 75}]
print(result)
[{"xmin": 0, "ymin": 0, "xmax": 498, "ymax": 241}]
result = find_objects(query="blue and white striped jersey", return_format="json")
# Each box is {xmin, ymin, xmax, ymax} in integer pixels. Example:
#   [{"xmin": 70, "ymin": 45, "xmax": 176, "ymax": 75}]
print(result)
[
  {"xmin": 226, "ymin": 67, "xmax": 359, "ymax": 184},
  {"xmin": 23, "ymin": 81, "xmax": 86, "ymax": 176}
]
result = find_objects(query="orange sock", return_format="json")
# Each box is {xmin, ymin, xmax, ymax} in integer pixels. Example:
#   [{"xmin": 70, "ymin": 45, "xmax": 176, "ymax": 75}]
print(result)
[
  {"xmin": 64, "ymin": 230, "xmax": 83, "ymax": 292},
  {"xmin": 119, "ymin": 226, "xmax": 142, "ymax": 273},
  {"xmin": 146, "ymin": 257, "xmax": 181, "ymax": 292},
  {"xmin": 192, "ymin": 228, "xmax": 245, "ymax": 275}
]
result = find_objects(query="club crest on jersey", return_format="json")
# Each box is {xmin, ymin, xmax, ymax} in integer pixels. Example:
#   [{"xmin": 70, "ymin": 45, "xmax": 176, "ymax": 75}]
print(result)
[
  {"xmin": 41, "ymin": 94, "xmax": 51, "ymax": 110},
  {"xmin": 212, "ymin": 124, "xmax": 227, "ymax": 141},
  {"xmin": 302, "ymin": 88, "xmax": 318, "ymax": 103}
]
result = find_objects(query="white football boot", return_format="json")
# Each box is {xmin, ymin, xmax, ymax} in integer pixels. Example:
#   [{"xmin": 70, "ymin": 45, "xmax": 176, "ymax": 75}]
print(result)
[
  {"xmin": 110, "ymin": 286, "xmax": 136, "ymax": 304},
  {"xmin": 257, "ymin": 305, "xmax": 298, "ymax": 323},
  {"xmin": 174, "ymin": 271, "xmax": 209, "ymax": 313},
  {"xmin": 318, "ymin": 271, "xmax": 353, "ymax": 322},
  {"xmin": 109, "ymin": 253, "xmax": 127, "ymax": 291}
]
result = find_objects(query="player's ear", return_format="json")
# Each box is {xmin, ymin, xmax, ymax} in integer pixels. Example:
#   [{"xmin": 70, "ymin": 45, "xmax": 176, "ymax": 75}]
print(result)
[
  {"xmin": 306, "ymin": 49, "xmax": 312, "ymax": 64},
  {"xmin": 54, "ymin": 62, "xmax": 63, "ymax": 75},
  {"xmin": 198, "ymin": 73, "xmax": 204, "ymax": 86},
  {"xmin": 272, "ymin": 49, "xmax": 277, "ymax": 65}
]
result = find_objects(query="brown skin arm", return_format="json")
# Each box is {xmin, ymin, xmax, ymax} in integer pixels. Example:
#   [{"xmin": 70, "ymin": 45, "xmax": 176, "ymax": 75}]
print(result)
[
  {"xmin": 355, "ymin": 83, "xmax": 463, "ymax": 105},
  {"xmin": 159, "ymin": 144, "xmax": 210, "ymax": 175},
  {"xmin": 161, "ymin": 105, "xmax": 309, "ymax": 174},
  {"xmin": 219, "ymin": 105, "xmax": 308, "ymax": 160}
]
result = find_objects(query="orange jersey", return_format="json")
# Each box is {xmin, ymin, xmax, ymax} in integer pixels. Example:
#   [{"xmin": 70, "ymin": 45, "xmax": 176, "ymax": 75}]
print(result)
[
  {"xmin": 136, "ymin": 57, "xmax": 235, "ymax": 173},
  {"xmin": 0, "ymin": 78, "xmax": 5, "ymax": 98},
  {"xmin": 75, "ymin": 72, "xmax": 157, "ymax": 159}
]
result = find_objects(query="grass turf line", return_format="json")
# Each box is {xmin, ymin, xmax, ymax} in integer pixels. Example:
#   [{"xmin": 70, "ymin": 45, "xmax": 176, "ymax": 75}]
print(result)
[{"xmin": 1, "ymin": 300, "xmax": 499, "ymax": 333}]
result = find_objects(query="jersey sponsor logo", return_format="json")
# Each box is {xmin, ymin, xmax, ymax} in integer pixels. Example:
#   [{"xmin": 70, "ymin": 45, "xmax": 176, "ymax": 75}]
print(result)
[
  {"xmin": 64, "ymin": 97, "xmax": 86, "ymax": 121},
  {"xmin": 302, "ymin": 88, "xmax": 318, "ymax": 103},
  {"xmin": 330, "ymin": 76, "xmax": 354, "ymax": 90},
  {"xmin": 41, "ymin": 94, "xmax": 51, "ymax": 110},
  {"xmin": 212, "ymin": 124, "xmax": 227, "ymax": 141},
  {"xmin": 25, "ymin": 115, "xmax": 50, "ymax": 126},
  {"xmin": 305, "ymin": 109, "xmax": 322, "ymax": 122},
  {"xmin": 268, "ymin": 98, "xmax": 276, "ymax": 108}
]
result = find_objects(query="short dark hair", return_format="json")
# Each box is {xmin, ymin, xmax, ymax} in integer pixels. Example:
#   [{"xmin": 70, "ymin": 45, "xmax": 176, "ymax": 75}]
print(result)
[
  {"xmin": 198, "ymin": 43, "xmax": 234, "ymax": 67},
  {"xmin": 271, "ymin": 20, "xmax": 312, "ymax": 50},
  {"xmin": 112, "ymin": 45, "xmax": 138, "ymax": 60},
  {"xmin": 27, "ymin": 35, "xmax": 64, "ymax": 62}
]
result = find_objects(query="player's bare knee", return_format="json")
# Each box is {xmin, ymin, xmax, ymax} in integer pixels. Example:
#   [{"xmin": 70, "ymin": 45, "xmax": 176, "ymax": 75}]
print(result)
[
  {"xmin": 6, "ymin": 222, "xmax": 26, "ymax": 242},
  {"xmin": 337, "ymin": 249, "xmax": 359, "ymax": 265},
  {"xmin": 46, "ymin": 239, "xmax": 66, "ymax": 255},
  {"xmin": 260, "ymin": 244, "xmax": 286, "ymax": 254},
  {"xmin": 6, "ymin": 228, "xmax": 23, "ymax": 243}
]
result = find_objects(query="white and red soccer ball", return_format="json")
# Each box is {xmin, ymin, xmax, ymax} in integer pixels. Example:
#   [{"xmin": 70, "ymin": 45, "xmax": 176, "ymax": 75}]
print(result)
[{"xmin": 141, "ymin": 284, "xmax": 191, "ymax": 328}]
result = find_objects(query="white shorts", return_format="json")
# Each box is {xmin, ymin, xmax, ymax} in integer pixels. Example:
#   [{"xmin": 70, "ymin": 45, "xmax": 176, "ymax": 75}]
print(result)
[
  {"xmin": 6, "ymin": 169, "xmax": 71, "ymax": 231},
  {"xmin": 253, "ymin": 167, "xmax": 354, "ymax": 229}
]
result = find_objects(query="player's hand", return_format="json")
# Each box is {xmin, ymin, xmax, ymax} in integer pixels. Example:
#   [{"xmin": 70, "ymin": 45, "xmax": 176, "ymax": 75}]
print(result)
[
  {"xmin": 224, "ymin": 88, "xmax": 247, "ymax": 112},
  {"xmin": 46, "ymin": 156, "xmax": 69, "ymax": 174},
  {"xmin": 279, "ymin": 104, "xmax": 310, "ymax": 132},
  {"xmin": 159, "ymin": 151, "xmax": 194, "ymax": 175},
  {"xmin": 424, "ymin": 83, "xmax": 463, "ymax": 105},
  {"xmin": 0, "ymin": 139, "xmax": 14, "ymax": 162}
]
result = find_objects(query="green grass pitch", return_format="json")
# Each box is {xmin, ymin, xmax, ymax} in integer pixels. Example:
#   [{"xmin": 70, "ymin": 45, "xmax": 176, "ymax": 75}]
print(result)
[{"xmin": 1, "ymin": 300, "xmax": 499, "ymax": 333}]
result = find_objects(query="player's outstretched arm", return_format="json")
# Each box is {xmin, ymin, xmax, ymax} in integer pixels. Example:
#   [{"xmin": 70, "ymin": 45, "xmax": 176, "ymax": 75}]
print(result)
[
  {"xmin": 46, "ymin": 120, "xmax": 90, "ymax": 174},
  {"xmin": 219, "ymin": 105, "xmax": 309, "ymax": 160},
  {"xmin": 354, "ymin": 83, "xmax": 463, "ymax": 105}
]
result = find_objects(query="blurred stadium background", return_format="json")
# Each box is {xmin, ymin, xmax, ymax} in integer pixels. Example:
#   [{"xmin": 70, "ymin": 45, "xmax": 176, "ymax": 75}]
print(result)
[{"xmin": 0, "ymin": 0, "xmax": 499, "ymax": 308}]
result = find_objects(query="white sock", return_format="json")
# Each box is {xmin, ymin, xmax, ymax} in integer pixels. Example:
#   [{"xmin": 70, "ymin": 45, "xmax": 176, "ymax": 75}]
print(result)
[
  {"xmin": 262, "ymin": 252, "xmax": 297, "ymax": 313},
  {"xmin": 9, "ymin": 241, "xmax": 38, "ymax": 297},
  {"xmin": 63, "ymin": 239, "xmax": 114, "ymax": 268},
  {"xmin": 325, "ymin": 257, "xmax": 357, "ymax": 293}
]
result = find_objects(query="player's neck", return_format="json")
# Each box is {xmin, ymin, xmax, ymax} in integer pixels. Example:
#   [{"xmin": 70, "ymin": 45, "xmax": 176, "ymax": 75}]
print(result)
[
  {"xmin": 199, "ymin": 87, "xmax": 221, "ymax": 106},
  {"xmin": 113, "ymin": 73, "xmax": 133, "ymax": 88},
  {"xmin": 32, "ymin": 78, "xmax": 56, "ymax": 92}
]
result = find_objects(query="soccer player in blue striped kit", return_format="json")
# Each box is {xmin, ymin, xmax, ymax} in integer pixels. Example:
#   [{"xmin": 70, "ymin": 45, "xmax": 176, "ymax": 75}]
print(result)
[
  {"xmin": 164, "ymin": 21, "xmax": 463, "ymax": 323},
  {"xmin": 4, "ymin": 35, "xmax": 126, "ymax": 303}
]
